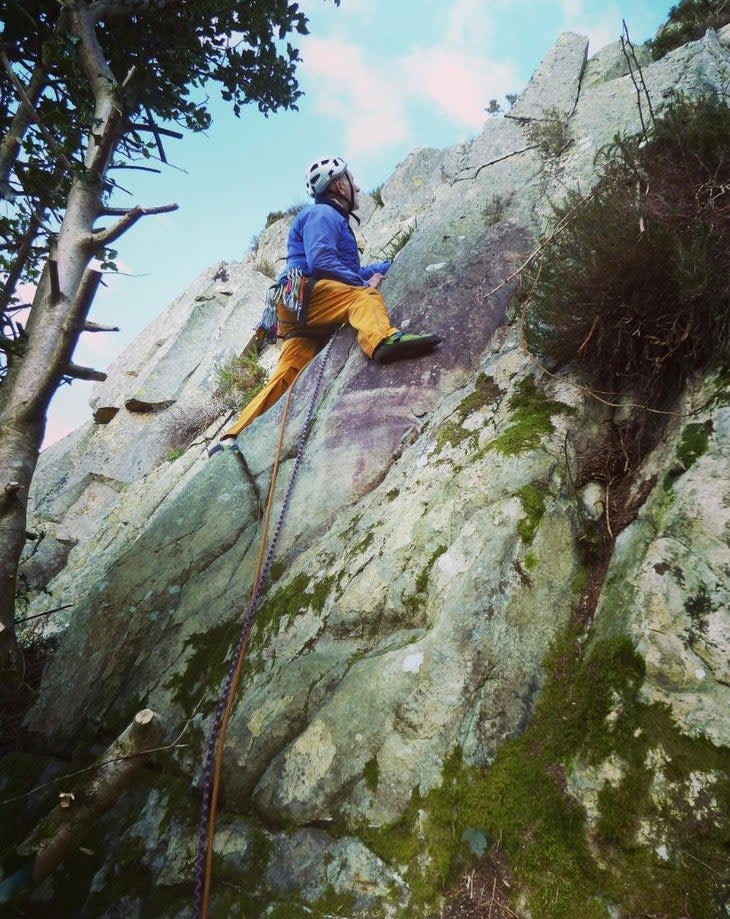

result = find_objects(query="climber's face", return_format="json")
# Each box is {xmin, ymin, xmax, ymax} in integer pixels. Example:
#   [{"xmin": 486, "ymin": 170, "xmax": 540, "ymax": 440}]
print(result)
[{"xmin": 334, "ymin": 170, "xmax": 360, "ymax": 212}]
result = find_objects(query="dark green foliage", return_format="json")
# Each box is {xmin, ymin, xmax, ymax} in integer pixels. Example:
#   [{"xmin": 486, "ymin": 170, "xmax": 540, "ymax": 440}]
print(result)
[
  {"xmin": 525, "ymin": 106, "xmax": 572, "ymax": 159},
  {"xmin": 0, "ymin": 0, "xmax": 340, "ymax": 381},
  {"xmin": 524, "ymin": 93, "xmax": 730, "ymax": 407},
  {"xmin": 649, "ymin": 0, "xmax": 730, "ymax": 59},
  {"xmin": 363, "ymin": 755, "xmax": 379, "ymax": 792},
  {"xmin": 482, "ymin": 191, "xmax": 514, "ymax": 227}
]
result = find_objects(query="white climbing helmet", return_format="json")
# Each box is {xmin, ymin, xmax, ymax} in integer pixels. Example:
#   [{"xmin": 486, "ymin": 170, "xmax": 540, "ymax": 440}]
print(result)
[{"xmin": 305, "ymin": 155, "xmax": 348, "ymax": 198}]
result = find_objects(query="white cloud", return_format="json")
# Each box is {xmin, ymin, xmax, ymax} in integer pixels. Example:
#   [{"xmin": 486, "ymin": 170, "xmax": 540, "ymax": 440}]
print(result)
[
  {"xmin": 301, "ymin": 18, "xmax": 520, "ymax": 160},
  {"xmin": 561, "ymin": 0, "xmax": 585, "ymax": 18},
  {"xmin": 444, "ymin": 0, "xmax": 494, "ymax": 48},
  {"xmin": 564, "ymin": 7, "xmax": 623, "ymax": 54},
  {"xmin": 301, "ymin": 37, "xmax": 410, "ymax": 158},
  {"xmin": 404, "ymin": 47, "xmax": 518, "ymax": 129}
]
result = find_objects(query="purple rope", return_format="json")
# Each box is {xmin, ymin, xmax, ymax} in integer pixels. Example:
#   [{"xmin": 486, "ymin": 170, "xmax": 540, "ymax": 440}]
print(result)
[{"xmin": 193, "ymin": 333, "xmax": 337, "ymax": 918}]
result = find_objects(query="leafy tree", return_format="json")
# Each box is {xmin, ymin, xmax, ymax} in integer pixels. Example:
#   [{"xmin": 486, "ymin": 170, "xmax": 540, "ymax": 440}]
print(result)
[{"xmin": 0, "ymin": 0, "xmax": 339, "ymax": 675}]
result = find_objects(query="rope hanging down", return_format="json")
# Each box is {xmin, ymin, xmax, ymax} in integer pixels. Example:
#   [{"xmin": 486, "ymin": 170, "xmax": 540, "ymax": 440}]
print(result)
[{"xmin": 193, "ymin": 331, "xmax": 338, "ymax": 919}]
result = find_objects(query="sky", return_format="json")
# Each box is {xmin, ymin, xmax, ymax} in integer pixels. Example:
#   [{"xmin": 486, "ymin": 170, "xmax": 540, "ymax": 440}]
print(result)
[{"xmin": 42, "ymin": 0, "xmax": 673, "ymax": 447}]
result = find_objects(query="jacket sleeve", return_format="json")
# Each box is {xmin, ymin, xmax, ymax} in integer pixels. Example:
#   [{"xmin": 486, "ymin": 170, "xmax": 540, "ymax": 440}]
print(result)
[
  {"xmin": 302, "ymin": 207, "xmax": 365, "ymax": 286},
  {"xmin": 359, "ymin": 260, "xmax": 392, "ymax": 282}
]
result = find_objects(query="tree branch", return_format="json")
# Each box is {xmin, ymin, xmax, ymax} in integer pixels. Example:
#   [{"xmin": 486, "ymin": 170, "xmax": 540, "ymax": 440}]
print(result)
[
  {"xmin": 69, "ymin": 4, "xmax": 117, "ymax": 97},
  {"xmin": 452, "ymin": 145, "xmax": 538, "ymax": 183},
  {"xmin": 87, "ymin": 202, "xmax": 178, "ymax": 247},
  {"xmin": 88, "ymin": 0, "xmax": 182, "ymax": 20},
  {"xmin": 0, "ymin": 159, "xmax": 64, "ymax": 315},
  {"xmin": 69, "ymin": 268, "xmax": 104, "ymax": 322},
  {"xmin": 83, "ymin": 321, "xmax": 120, "ymax": 333},
  {"xmin": 128, "ymin": 121, "xmax": 184, "ymax": 140},
  {"xmin": 0, "ymin": 48, "xmax": 75, "ymax": 177},
  {"xmin": 65, "ymin": 362, "xmax": 107, "ymax": 382}
]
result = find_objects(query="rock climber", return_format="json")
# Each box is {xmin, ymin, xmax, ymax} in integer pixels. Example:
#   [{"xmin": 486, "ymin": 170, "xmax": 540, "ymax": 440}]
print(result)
[{"xmin": 208, "ymin": 155, "xmax": 441, "ymax": 456}]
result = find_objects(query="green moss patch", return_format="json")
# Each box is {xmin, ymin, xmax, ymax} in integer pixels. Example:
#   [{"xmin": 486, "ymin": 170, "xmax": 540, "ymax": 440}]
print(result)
[
  {"xmin": 165, "ymin": 618, "xmax": 240, "ymax": 710},
  {"xmin": 266, "ymin": 886, "xmax": 356, "ymax": 919},
  {"xmin": 167, "ymin": 571, "xmax": 337, "ymax": 707},
  {"xmin": 456, "ymin": 373, "xmax": 504, "ymax": 416},
  {"xmin": 516, "ymin": 483, "xmax": 547, "ymax": 544},
  {"xmin": 663, "ymin": 419, "xmax": 714, "ymax": 488},
  {"xmin": 401, "ymin": 546, "xmax": 447, "ymax": 621},
  {"xmin": 249, "ymin": 572, "xmax": 337, "ymax": 659},
  {"xmin": 360, "ymin": 629, "xmax": 730, "ymax": 919},
  {"xmin": 435, "ymin": 373, "xmax": 504, "ymax": 452},
  {"xmin": 483, "ymin": 377, "xmax": 573, "ymax": 457},
  {"xmin": 436, "ymin": 420, "xmax": 477, "ymax": 451}
]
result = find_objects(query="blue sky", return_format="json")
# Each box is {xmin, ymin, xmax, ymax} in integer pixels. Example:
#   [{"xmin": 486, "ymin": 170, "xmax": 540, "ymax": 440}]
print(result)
[{"xmin": 44, "ymin": 0, "xmax": 672, "ymax": 445}]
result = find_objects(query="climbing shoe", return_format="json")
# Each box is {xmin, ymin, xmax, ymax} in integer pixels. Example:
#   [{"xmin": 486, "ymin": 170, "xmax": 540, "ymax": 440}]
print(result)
[
  {"xmin": 372, "ymin": 331, "xmax": 442, "ymax": 364},
  {"xmin": 207, "ymin": 438, "xmax": 240, "ymax": 458}
]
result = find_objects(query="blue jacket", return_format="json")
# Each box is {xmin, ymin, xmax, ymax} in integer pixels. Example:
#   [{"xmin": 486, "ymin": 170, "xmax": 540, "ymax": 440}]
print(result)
[{"xmin": 281, "ymin": 199, "xmax": 391, "ymax": 287}]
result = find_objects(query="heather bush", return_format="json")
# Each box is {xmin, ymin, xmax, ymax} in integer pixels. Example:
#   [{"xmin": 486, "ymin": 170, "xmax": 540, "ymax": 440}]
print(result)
[
  {"xmin": 649, "ymin": 0, "xmax": 730, "ymax": 59},
  {"xmin": 523, "ymin": 92, "xmax": 730, "ymax": 407}
]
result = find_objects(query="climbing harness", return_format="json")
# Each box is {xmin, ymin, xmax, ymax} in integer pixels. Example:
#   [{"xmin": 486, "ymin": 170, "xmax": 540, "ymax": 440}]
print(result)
[
  {"xmin": 256, "ymin": 268, "xmax": 317, "ymax": 344},
  {"xmin": 193, "ymin": 330, "xmax": 339, "ymax": 919}
]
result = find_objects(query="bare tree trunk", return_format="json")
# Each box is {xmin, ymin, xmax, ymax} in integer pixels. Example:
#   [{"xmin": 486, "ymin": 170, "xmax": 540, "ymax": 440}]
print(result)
[{"xmin": 0, "ymin": 4, "xmax": 131, "ymax": 675}]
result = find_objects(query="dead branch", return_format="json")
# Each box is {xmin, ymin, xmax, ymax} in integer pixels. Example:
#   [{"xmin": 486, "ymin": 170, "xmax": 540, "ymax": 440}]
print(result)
[
  {"xmin": 14, "ymin": 603, "xmax": 73, "ymax": 625},
  {"xmin": 453, "ymin": 145, "xmax": 538, "ymax": 182},
  {"xmin": 621, "ymin": 21, "xmax": 656, "ymax": 133},
  {"xmin": 82, "ymin": 320, "xmax": 120, "ymax": 332},
  {"xmin": 129, "ymin": 120, "xmax": 183, "ymax": 140},
  {"xmin": 87, "ymin": 202, "xmax": 178, "ymax": 247},
  {"xmin": 65, "ymin": 362, "xmax": 107, "ymax": 382},
  {"xmin": 1, "ymin": 695, "xmax": 206, "ymax": 810},
  {"xmin": 137, "ymin": 105, "xmax": 183, "ymax": 162},
  {"xmin": 18, "ymin": 709, "xmax": 165, "ymax": 887}
]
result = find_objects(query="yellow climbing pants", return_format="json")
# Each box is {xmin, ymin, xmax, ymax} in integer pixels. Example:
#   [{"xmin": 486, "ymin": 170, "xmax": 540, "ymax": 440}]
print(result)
[{"xmin": 222, "ymin": 278, "xmax": 398, "ymax": 438}]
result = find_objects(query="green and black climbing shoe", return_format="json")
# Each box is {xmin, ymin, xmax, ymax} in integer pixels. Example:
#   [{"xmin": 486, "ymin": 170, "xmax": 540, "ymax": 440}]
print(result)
[
  {"xmin": 372, "ymin": 331, "xmax": 442, "ymax": 364},
  {"xmin": 207, "ymin": 438, "xmax": 241, "ymax": 458}
]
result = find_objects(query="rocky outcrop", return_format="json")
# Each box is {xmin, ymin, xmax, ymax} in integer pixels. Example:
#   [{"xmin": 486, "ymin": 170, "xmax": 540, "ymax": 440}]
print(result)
[{"xmin": 4, "ymin": 29, "xmax": 730, "ymax": 919}]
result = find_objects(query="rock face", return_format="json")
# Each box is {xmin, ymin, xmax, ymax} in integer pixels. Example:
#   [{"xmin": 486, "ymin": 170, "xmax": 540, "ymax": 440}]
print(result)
[{"xmin": 4, "ymin": 29, "xmax": 730, "ymax": 919}]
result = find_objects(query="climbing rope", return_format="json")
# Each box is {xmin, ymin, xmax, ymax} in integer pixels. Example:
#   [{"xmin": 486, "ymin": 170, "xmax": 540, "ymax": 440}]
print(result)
[{"xmin": 193, "ymin": 331, "xmax": 338, "ymax": 919}]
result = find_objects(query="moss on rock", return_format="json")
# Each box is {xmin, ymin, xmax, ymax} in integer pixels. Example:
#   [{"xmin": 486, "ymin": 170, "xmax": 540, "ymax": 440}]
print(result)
[
  {"xmin": 483, "ymin": 377, "xmax": 574, "ymax": 457},
  {"xmin": 435, "ymin": 373, "xmax": 504, "ymax": 452},
  {"xmin": 358, "ymin": 628, "xmax": 730, "ymax": 919},
  {"xmin": 663, "ymin": 418, "xmax": 714, "ymax": 488},
  {"xmin": 516, "ymin": 483, "xmax": 547, "ymax": 544}
]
